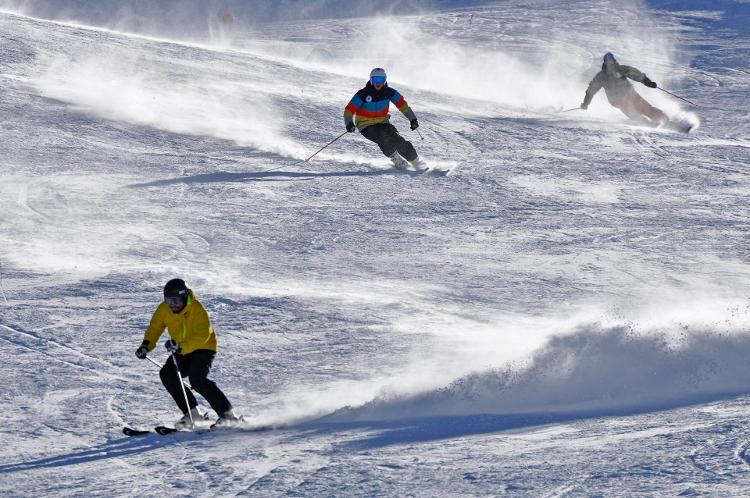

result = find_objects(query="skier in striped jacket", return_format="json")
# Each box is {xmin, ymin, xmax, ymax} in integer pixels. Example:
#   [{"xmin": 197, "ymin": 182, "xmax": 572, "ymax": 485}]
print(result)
[{"xmin": 344, "ymin": 68, "xmax": 424, "ymax": 170}]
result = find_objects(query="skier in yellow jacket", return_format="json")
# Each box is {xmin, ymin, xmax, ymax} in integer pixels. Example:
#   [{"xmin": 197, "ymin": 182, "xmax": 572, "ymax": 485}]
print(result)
[{"xmin": 135, "ymin": 278, "xmax": 240, "ymax": 427}]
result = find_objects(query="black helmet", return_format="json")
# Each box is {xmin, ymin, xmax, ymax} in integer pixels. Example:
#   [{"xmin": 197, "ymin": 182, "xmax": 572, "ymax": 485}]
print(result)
[{"xmin": 164, "ymin": 278, "xmax": 189, "ymax": 299}]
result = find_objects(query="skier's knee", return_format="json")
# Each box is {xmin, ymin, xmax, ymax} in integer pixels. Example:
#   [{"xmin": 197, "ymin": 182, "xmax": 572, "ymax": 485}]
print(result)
[
  {"xmin": 159, "ymin": 366, "xmax": 171, "ymax": 384},
  {"xmin": 189, "ymin": 376, "xmax": 213, "ymax": 391}
]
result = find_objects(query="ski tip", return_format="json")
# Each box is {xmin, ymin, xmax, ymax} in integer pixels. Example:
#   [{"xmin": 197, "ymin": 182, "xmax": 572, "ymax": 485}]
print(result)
[
  {"xmin": 123, "ymin": 426, "xmax": 151, "ymax": 437},
  {"xmin": 155, "ymin": 425, "xmax": 180, "ymax": 436},
  {"xmin": 425, "ymin": 167, "xmax": 451, "ymax": 177}
]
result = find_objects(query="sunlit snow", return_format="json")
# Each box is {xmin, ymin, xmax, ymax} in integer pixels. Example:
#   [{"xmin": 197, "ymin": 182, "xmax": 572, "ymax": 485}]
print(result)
[{"xmin": 1, "ymin": 0, "xmax": 749, "ymax": 496}]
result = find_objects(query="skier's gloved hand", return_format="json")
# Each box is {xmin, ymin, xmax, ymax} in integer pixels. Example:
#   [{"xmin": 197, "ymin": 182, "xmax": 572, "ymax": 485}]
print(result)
[
  {"xmin": 580, "ymin": 102, "xmax": 588, "ymax": 110},
  {"xmin": 643, "ymin": 78, "xmax": 657, "ymax": 88},
  {"xmin": 410, "ymin": 119, "xmax": 419, "ymax": 131},
  {"xmin": 135, "ymin": 340, "xmax": 149, "ymax": 359},
  {"xmin": 164, "ymin": 339, "xmax": 181, "ymax": 354},
  {"xmin": 346, "ymin": 122, "xmax": 356, "ymax": 133}
]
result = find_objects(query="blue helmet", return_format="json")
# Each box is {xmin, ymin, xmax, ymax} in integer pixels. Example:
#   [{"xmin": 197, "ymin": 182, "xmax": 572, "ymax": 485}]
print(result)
[{"xmin": 603, "ymin": 52, "xmax": 617, "ymax": 64}]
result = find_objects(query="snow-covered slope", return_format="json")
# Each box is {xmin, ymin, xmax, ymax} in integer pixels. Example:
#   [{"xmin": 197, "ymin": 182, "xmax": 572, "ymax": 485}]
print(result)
[{"xmin": 1, "ymin": 0, "xmax": 749, "ymax": 496}]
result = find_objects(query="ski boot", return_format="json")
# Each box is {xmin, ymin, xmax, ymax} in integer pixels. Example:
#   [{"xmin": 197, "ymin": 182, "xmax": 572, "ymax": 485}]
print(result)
[
  {"xmin": 212, "ymin": 409, "xmax": 244, "ymax": 428},
  {"xmin": 409, "ymin": 156, "xmax": 427, "ymax": 170},
  {"xmin": 175, "ymin": 406, "xmax": 208, "ymax": 429},
  {"xmin": 389, "ymin": 152, "xmax": 409, "ymax": 170}
]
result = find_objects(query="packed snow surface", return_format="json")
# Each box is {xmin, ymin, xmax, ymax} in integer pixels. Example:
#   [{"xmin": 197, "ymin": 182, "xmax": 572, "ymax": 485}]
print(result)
[{"xmin": 1, "ymin": 0, "xmax": 749, "ymax": 496}]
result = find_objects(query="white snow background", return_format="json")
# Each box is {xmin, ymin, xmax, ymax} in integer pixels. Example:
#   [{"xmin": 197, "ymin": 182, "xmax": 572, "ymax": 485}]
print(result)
[{"xmin": 0, "ymin": 0, "xmax": 749, "ymax": 496}]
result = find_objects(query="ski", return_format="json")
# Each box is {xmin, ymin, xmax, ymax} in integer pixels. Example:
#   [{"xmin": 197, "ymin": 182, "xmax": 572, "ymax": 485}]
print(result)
[
  {"xmin": 392, "ymin": 166, "xmax": 450, "ymax": 177},
  {"xmin": 122, "ymin": 425, "xmax": 199, "ymax": 436},
  {"xmin": 155, "ymin": 425, "xmax": 181, "ymax": 435},
  {"xmin": 122, "ymin": 420, "xmax": 275, "ymax": 437},
  {"xmin": 122, "ymin": 426, "xmax": 151, "ymax": 437},
  {"xmin": 423, "ymin": 167, "xmax": 450, "ymax": 177},
  {"xmin": 153, "ymin": 423, "xmax": 215, "ymax": 435},
  {"xmin": 659, "ymin": 118, "xmax": 697, "ymax": 134}
]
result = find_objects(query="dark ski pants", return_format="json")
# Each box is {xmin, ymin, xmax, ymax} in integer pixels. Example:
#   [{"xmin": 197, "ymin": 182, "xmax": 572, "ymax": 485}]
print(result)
[
  {"xmin": 360, "ymin": 122, "xmax": 418, "ymax": 161},
  {"xmin": 160, "ymin": 349, "xmax": 232, "ymax": 416}
]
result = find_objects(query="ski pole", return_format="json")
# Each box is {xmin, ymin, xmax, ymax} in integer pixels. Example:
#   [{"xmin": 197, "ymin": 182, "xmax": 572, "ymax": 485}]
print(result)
[
  {"xmin": 303, "ymin": 131, "xmax": 348, "ymax": 163},
  {"xmin": 145, "ymin": 354, "xmax": 162, "ymax": 370},
  {"xmin": 171, "ymin": 353, "xmax": 194, "ymax": 426},
  {"xmin": 416, "ymin": 128, "xmax": 425, "ymax": 141},
  {"xmin": 145, "ymin": 354, "xmax": 194, "ymax": 391},
  {"xmin": 560, "ymin": 107, "xmax": 581, "ymax": 113},
  {"xmin": 658, "ymin": 87, "xmax": 700, "ymax": 108}
]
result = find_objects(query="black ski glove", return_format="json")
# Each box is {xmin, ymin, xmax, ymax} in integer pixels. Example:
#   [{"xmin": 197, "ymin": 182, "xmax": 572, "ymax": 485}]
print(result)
[
  {"xmin": 164, "ymin": 339, "xmax": 181, "ymax": 354},
  {"xmin": 346, "ymin": 122, "xmax": 356, "ymax": 133},
  {"xmin": 410, "ymin": 118, "xmax": 419, "ymax": 131},
  {"xmin": 580, "ymin": 102, "xmax": 588, "ymax": 110},
  {"xmin": 135, "ymin": 341, "xmax": 149, "ymax": 359},
  {"xmin": 643, "ymin": 78, "xmax": 657, "ymax": 88}
]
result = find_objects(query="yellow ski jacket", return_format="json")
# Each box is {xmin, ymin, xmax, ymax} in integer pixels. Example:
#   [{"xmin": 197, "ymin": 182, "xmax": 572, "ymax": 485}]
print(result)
[{"xmin": 141, "ymin": 289, "xmax": 218, "ymax": 354}]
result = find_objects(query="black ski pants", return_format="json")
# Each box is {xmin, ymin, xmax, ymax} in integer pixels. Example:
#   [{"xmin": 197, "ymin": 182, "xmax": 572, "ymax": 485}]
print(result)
[
  {"xmin": 360, "ymin": 122, "xmax": 417, "ymax": 161},
  {"xmin": 160, "ymin": 349, "xmax": 232, "ymax": 416}
]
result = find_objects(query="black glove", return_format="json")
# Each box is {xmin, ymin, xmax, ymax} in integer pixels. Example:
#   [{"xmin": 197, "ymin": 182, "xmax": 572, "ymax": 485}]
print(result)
[
  {"xmin": 346, "ymin": 122, "xmax": 356, "ymax": 133},
  {"xmin": 135, "ymin": 340, "xmax": 149, "ymax": 359},
  {"xmin": 580, "ymin": 102, "xmax": 588, "ymax": 110},
  {"xmin": 410, "ymin": 119, "xmax": 419, "ymax": 131},
  {"xmin": 164, "ymin": 339, "xmax": 181, "ymax": 354},
  {"xmin": 643, "ymin": 78, "xmax": 657, "ymax": 88}
]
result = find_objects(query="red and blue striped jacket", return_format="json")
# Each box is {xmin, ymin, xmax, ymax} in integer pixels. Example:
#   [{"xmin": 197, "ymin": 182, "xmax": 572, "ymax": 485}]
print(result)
[{"xmin": 344, "ymin": 82, "xmax": 417, "ymax": 130}]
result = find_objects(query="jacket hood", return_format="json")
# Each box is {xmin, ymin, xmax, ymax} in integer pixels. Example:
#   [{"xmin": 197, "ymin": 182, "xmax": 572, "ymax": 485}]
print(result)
[{"xmin": 602, "ymin": 61, "xmax": 621, "ymax": 73}]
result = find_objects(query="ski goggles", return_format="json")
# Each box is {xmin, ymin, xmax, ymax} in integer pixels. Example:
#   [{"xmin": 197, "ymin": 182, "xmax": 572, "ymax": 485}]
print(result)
[
  {"xmin": 370, "ymin": 76, "xmax": 386, "ymax": 85},
  {"xmin": 164, "ymin": 295, "xmax": 184, "ymax": 306}
]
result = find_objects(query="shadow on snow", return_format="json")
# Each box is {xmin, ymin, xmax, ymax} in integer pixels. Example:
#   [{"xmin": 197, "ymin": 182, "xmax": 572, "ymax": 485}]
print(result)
[
  {"xmin": 3, "ymin": 393, "xmax": 749, "ymax": 472},
  {"xmin": 305, "ymin": 391, "xmax": 750, "ymax": 452},
  {"xmin": 0, "ymin": 434, "xmax": 185, "ymax": 474},
  {"xmin": 126, "ymin": 167, "xmax": 414, "ymax": 188}
]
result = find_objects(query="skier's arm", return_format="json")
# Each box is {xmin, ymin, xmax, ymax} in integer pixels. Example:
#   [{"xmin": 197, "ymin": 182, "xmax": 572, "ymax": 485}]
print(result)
[
  {"xmin": 343, "ymin": 108, "xmax": 355, "ymax": 129},
  {"xmin": 141, "ymin": 305, "xmax": 167, "ymax": 352},
  {"xmin": 187, "ymin": 305, "xmax": 213, "ymax": 344},
  {"xmin": 343, "ymin": 95, "xmax": 361, "ymax": 129},
  {"xmin": 390, "ymin": 90, "xmax": 417, "ymax": 121},
  {"xmin": 620, "ymin": 65, "xmax": 656, "ymax": 87},
  {"xmin": 582, "ymin": 71, "xmax": 605, "ymax": 108}
]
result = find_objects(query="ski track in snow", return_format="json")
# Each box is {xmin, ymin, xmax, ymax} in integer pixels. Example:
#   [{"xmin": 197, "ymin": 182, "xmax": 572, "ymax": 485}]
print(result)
[{"xmin": 0, "ymin": 0, "xmax": 750, "ymax": 496}]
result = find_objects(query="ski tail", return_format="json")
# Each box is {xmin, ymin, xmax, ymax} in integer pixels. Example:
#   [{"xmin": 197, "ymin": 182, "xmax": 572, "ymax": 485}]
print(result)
[
  {"xmin": 123, "ymin": 425, "xmax": 184, "ymax": 436},
  {"xmin": 123, "ymin": 426, "xmax": 151, "ymax": 437}
]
